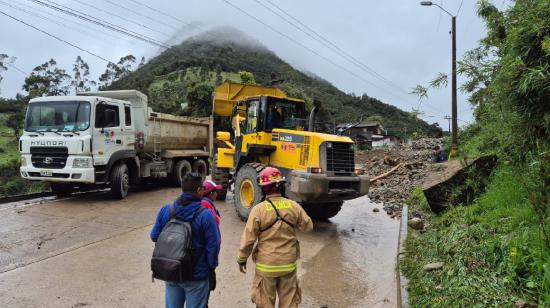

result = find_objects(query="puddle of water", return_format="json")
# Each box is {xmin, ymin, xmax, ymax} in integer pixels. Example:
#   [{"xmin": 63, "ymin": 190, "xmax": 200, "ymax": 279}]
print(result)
[{"xmin": 301, "ymin": 196, "xmax": 400, "ymax": 308}]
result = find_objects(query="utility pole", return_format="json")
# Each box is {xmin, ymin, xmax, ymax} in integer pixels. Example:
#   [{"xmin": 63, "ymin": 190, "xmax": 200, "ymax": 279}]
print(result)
[
  {"xmin": 421, "ymin": 1, "xmax": 459, "ymax": 156},
  {"xmin": 444, "ymin": 115, "xmax": 451, "ymax": 133},
  {"xmin": 451, "ymin": 16, "xmax": 458, "ymax": 156}
]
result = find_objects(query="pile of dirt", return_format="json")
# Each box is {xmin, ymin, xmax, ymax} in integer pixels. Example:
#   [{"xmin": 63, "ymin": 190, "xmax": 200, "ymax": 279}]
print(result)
[{"xmin": 356, "ymin": 138, "xmax": 446, "ymax": 217}]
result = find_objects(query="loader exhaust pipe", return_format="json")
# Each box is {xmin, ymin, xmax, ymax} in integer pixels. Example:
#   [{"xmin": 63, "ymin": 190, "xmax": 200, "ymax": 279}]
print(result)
[{"xmin": 308, "ymin": 105, "xmax": 319, "ymax": 132}]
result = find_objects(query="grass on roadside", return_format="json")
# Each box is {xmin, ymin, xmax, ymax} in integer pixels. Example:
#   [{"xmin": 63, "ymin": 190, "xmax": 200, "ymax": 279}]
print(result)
[{"xmin": 402, "ymin": 164, "xmax": 550, "ymax": 307}]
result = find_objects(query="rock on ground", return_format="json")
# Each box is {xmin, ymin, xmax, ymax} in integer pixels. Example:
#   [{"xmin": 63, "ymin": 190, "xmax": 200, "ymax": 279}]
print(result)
[
  {"xmin": 408, "ymin": 217, "xmax": 424, "ymax": 230},
  {"xmin": 423, "ymin": 262, "xmax": 444, "ymax": 271},
  {"xmin": 356, "ymin": 138, "xmax": 445, "ymax": 216}
]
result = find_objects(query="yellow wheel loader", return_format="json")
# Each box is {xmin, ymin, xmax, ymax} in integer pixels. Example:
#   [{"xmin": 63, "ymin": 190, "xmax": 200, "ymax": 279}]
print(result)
[{"xmin": 211, "ymin": 82, "xmax": 369, "ymax": 220}]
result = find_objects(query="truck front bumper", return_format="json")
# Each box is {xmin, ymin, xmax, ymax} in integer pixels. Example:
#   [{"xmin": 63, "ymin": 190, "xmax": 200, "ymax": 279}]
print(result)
[
  {"xmin": 288, "ymin": 171, "xmax": 369, "ymax": 203},
  {"xmin": 20, "ymin": 155, "xmax": 95, "ymax": 183}
]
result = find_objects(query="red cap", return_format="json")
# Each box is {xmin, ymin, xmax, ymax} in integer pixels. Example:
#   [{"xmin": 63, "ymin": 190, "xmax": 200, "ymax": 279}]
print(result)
[{"xmin": 203, "ymin": 179, "xmax": 222, "ymax": 195}]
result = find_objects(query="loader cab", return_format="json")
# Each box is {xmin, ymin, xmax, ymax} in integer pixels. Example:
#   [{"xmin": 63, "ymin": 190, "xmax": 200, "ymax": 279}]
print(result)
[{"xmin": 234, "ymin": 96, "xmax": 307, "ymax": 136}]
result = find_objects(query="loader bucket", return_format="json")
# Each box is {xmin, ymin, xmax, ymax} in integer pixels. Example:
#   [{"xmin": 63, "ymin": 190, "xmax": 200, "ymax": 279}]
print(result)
[{"xmin": 212, "ymin": 82, "xmax": 288, "ymax": 117}]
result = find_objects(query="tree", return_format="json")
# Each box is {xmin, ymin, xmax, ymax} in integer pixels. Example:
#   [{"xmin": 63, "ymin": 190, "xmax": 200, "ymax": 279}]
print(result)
[
  {"xmin": 239, "ymin": 71, "xmax": 256, "ymax": 85},
  {"xmin": 117, "ymin": 54, "xmax": 136, "ymax": 78},
  {"xmin": 0, "ymin": 53, "xmax": 8, "ymax": 86},
  {"xmin": 71, "ymin": 56, "xmax": 96, "ymax": 93},
  {"xmin": 22, "ymin": 59, "xmax": 70, "ymax": 98},
  {"xmin": 215, "ymin": 64, "xmax": 223, "ymax": 85},
  {"xmin": 6, "ymin": 110, "xmax": 24, "ymax": 141},
  {"xmin": 98, "ymin": 55, "xmax": 136, "ymax": 88},
  {"xmin": 138, "ymin": 56, "xmax": 146, "ymax": 69}
]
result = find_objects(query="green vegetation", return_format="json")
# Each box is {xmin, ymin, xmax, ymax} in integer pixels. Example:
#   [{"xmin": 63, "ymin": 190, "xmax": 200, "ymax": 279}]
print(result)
[
  {"xmin": 402, "ymin": 1, "xmax": 550, "ymax": 306},
  {"xmin": 0, "ymin": 113, "xmax": 45, "ymax": 197},
  {"xmin": 109, "ymin": 32, "xmax": 442, "ymax": 138},
  {"xmin": 403, "ymin": 165, "xmax": 549, "ymax": 306}
]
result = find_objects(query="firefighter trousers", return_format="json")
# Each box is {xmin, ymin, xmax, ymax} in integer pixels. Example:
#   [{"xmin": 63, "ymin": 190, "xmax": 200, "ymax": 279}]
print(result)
[{"xmin": 251, "ymin": 270, "xmax": 301, "ymax": 308}]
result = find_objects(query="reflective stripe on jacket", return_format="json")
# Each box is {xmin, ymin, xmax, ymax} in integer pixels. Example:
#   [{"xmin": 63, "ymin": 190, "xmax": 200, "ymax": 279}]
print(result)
[{"xmin": 237, "ymin": 194, "xmax": 313, "ymax": 277}]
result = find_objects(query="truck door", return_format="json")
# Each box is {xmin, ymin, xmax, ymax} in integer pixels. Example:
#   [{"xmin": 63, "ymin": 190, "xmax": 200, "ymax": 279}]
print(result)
[
  {"xmin": 92, "ymin": 101, "xmax": 123, "ymax": 166},
  {"xmin": 122, "ymin": 103, "xmax": 135, "ymax": 150}
]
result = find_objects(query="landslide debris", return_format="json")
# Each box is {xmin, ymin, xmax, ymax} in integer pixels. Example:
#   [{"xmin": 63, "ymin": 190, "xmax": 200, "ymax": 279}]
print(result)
[{"xmin": 356, "ymin": 138, "xmax": 446, "ymax": 217}]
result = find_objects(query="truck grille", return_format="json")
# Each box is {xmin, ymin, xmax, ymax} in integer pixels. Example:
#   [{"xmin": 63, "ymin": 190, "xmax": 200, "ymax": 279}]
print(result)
[
  {"xmin": 31, "ymin": 147, "xmax": 68, "ymax": 169},
  {"xmin": 326, "ymin": 142, "xmax": 355, "ymax": 174}
]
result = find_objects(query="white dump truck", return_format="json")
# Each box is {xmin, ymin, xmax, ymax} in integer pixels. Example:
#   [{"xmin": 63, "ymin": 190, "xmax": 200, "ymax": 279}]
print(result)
[{"xmin": 19, "ymin": 90, "xmax": 213, "ymax": 198}]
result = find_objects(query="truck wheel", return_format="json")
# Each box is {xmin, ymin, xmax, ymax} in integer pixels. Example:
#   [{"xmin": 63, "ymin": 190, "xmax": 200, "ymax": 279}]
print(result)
[
  {"xmin": 301, "ymin": 201, "xmax": 344, "ymax": 221},
  {"xmin": 111, "ymin": 163, "xmax": 130, "ymax": 199},
  {"xmin": 172, "ymin": 159, "xmax": 192, "ymax": 187},
  {"xmin": 192, "ymin": 159, "xmax": 208, "ymax": 180},
  {"xmin": 212, "ymin": 154, "xmax": 230, "ymax": 201},
  {"xmin": 50, "ymin": 183, "xmax": 74, "ymax": 197},
  {"xmin": 233, "ymin": 164, "xmax": 265, "ymax": 221}
]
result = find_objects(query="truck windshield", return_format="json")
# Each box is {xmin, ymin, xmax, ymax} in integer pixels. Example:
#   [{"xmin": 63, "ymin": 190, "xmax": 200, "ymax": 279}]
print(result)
[
  {"xmin": 25, "ymin": 101, "xmax": 91, "ymax": 132},
  {"xmin": 266, "ymin": 99, "xmax": 306, "ymax": 131}
]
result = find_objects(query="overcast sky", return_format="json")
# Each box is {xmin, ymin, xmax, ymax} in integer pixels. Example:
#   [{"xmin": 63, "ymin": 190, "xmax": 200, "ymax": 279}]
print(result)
[{"xmin": 0, "ymin": 0, "xmax": 510, "ymax": 128}]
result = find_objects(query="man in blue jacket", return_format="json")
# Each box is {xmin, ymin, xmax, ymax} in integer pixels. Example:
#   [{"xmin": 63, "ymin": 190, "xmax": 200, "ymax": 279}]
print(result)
[{"xmin": 151, "ymin": 173, "xmax": 221, "ymax": 308}]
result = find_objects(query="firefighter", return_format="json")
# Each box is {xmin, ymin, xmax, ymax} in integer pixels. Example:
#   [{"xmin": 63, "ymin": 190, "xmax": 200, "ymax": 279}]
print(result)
[{"xmin": 237, "ymin": 167, "xmax": 313, "ymax": 308}]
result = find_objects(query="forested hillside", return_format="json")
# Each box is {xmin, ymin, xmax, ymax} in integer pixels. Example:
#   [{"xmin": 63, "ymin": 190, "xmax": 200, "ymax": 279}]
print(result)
[{"xmin": 109, "ymin": 28, "xmax": 442, "ymax": 138}]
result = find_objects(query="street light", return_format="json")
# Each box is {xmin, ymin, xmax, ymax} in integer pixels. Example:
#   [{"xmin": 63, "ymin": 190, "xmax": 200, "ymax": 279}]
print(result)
[{"xmin": 420, "ymin": 1, "xmax": 458, "ymax": 157}]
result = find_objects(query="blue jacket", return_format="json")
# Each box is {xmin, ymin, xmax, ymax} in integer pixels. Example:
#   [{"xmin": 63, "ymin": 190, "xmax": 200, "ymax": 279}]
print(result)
[{"xmin": 150, "ymin": 193, "xmax": 221, "ymax": 281}]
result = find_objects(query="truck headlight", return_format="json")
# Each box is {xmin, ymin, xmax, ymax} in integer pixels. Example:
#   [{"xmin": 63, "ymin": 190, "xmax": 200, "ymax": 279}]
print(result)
[
  {"xmin": 72, "ymin": 158, "xmax": 91, "ymax": 168},
  {"xmin": 20, "ymin": 156, "xmax": 27, "ymax": 167}
]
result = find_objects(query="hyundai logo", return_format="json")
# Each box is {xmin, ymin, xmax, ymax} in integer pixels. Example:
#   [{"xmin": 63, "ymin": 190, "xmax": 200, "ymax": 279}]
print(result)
[{"xmin": 43, "ymin": 157, "xmax": 53, "ymax": 164}]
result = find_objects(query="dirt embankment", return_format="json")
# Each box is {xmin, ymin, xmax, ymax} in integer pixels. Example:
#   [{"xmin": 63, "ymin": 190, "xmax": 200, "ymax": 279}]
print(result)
[{"xmin": 356, "ymin": 138, "xmax": 446, "ymax": 216}]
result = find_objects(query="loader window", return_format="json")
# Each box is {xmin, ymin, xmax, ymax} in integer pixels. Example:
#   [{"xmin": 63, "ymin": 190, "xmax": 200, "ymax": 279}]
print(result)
[
  {"xmin": 266, "ymin": 99, "xmax": 306, "ymax": 131},
  {"xmin": 244, "ymin": 100, "xmax": 260, "ymax": 134}
]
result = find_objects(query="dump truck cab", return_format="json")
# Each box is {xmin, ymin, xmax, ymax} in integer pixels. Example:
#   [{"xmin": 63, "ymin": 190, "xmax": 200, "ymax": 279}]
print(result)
[{"xmin": 212, "ymin": 82, "xmax": 369, "ymax": 220}]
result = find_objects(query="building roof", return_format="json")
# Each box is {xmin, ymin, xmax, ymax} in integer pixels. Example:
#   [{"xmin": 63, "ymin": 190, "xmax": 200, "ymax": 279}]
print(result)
[{"xmin": 336, "ymin": 121, "xmax": 382, "ymax": 129}]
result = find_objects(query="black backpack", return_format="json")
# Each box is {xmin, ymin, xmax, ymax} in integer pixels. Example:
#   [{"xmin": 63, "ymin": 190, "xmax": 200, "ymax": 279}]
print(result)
[{"xmin": 151, "ymin": 204, "xmax": 205, "ymax": 283}]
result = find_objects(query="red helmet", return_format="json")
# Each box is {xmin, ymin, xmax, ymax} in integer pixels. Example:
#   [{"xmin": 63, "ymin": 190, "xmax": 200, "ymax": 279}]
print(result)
[{"xmin": 258, "ymin": 167, "xmax": 286, "ymax": 186}]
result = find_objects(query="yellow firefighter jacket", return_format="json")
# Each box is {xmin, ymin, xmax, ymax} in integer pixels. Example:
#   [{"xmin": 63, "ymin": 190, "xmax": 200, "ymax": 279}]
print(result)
[{"xmin": 237, "ymin": 194, "xmax": 313, "ymax": 277}]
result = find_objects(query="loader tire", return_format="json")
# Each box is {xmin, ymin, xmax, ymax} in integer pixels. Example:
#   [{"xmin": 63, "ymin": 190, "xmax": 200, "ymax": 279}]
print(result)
[
  {"xmin": 110, "ymin": 163, "xmax": 130, "ymax": 199},
  {"xmin": 192, "ymin": 159, "xmax": 208, "ymax": 180},
  {"xmin": 233, "ymin": 163, "xmax": 265, "ymax": 221},
  {"xmin": 211, "ymin": 154, "xmax": 230, "ymax": 201},
  {"xmin": 50, "ymin": 183, "xmax": 74, "ymax": 197},
  {"xmin": 301, "ymin": 201, "xmax": 343, "ymax": 221},
  {"xmin": 172, "ymin": 159, "xmax": 192, "ymax": 187}
]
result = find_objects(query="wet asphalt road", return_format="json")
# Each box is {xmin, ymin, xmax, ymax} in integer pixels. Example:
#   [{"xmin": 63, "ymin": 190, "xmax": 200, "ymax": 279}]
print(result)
[{"xmin": 0, "ymin": 187, "xmax": 400, "ymax": 308}]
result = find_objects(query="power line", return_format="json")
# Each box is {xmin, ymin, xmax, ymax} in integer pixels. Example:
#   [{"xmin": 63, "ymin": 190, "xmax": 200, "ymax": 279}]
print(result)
[
  {"xmin": 101, "ymin": 0, "xmax": 178, "ymax": 31},
  {"xmin": 126, "ymin": 0, "xmax": 204, "ymax": 34},
  {"xmin": 0, "ymin": 9, "xmax": 114, "ymax": 63},
  {"xmin": 456, "ymin": 0, "xmax": 464, "ymax": 16},
  {"xmin": 1, "ymin": 0, "xmax": 130, "ymax": 47},
  {"xmin": 28, "ymin": 0, "xmax": 170, "ymax": 48},
  {"xmin": 70, "ymin": 0, "xmax": 171, "ymax": 38},
  {"xmin": 259, "ymin": 0, "xmax": 412, "ymax": 97},
  {"xmin": 221, "ymin": 0, "xmax": 412, "ymax": 105},
  {"xmin": 7, "ymin": 62, "xmax": 28, "ymax": 76}
]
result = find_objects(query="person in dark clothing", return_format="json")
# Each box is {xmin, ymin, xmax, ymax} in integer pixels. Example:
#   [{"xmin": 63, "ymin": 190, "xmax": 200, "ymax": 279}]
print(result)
[
  {"xmin": 433, "ymin": 145, "xmax": 447, "ymax": 162},
  {"xmin": 150, "ymin": 173, "xmax": 221, "ymax": 308},
  {"xmin": 201, "ymin": 180, "xmax": 222, "ymax": 226},
  {"xmin": 266, "ymin": 106, "xmax": 283, "ymax": 130}
]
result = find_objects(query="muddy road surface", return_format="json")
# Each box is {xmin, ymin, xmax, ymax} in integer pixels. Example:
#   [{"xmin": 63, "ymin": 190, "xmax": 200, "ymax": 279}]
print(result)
[{"xmin": 0, "ymin": 187, "xmax": 400, "ymax": 307}]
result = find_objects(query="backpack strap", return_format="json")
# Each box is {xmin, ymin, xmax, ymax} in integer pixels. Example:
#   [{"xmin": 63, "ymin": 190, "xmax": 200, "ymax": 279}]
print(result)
[
  {"xmin": 169, "ymin": 203, "xmax": 177, "ymax": 220},
  {"xmin": 191, "ymin": 206, "xmax": 206, "ymax": 222},
  {"xmin": 260, "ymin": 199, "xmax": 295, "ymax": 232},
  {"xmin": 169, "ymin": 202, "xmax": 205, "ymax": 222}
]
